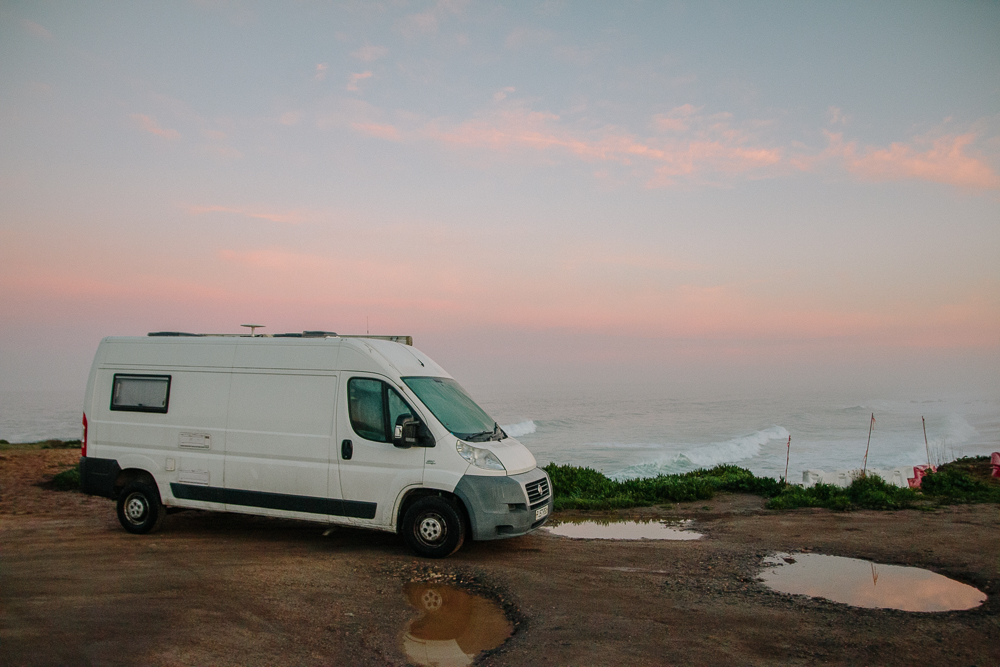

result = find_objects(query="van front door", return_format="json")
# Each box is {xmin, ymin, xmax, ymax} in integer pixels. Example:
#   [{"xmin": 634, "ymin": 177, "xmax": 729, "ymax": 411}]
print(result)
[{"xmin": 338, "ymin": 375, "xmax": 426, "ymax": 527}]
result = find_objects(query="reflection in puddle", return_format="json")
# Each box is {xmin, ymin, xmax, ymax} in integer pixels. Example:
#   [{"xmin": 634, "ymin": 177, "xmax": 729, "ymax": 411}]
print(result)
[
  {"xmin": 543, "ymin": 518, "xmax": 703, "ymax": 540},
  {"xmin": 759, "ymin": 553, "xmax": 987, "ymax": 612},
  {"xmin": 402, "ymin": 582, "xmax": 513, "ymax": 667}
]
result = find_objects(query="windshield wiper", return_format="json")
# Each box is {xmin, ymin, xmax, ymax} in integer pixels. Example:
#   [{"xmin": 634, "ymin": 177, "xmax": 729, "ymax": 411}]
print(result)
[{"xmin": 463, "ymin": 422, "xmax": 506, "ymax": 443}]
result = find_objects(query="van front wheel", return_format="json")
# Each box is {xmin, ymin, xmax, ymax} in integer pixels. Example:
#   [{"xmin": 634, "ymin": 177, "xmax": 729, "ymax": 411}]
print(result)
[
  {"xmin": 402, "ymin": 497, "xmax": 465, "ymax": 558},
  {"xmin": 116, "ymin": 480, "xmax": 165, "ymax": 534}
]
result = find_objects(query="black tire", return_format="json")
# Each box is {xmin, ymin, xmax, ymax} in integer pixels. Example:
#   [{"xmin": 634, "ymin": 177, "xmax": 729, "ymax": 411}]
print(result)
[
  {"xmin": 401, "ymin": 496, "xmax": 465, "ymax": 558},
  {"xmin": 116, "ymin": 480, "xmax": 165, "ymax": 534}
]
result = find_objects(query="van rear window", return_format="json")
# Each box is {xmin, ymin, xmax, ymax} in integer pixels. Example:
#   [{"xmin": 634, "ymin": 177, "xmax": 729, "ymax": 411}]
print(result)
[{"xmin": 111, "ymin": 374, "xmax": 171, "ymax": 413}]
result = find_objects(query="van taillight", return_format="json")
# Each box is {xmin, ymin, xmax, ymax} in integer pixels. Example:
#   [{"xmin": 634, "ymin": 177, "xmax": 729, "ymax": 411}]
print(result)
[{"xmin": 82, "ymin": 413, "xmax": 88, "ymax": 457}]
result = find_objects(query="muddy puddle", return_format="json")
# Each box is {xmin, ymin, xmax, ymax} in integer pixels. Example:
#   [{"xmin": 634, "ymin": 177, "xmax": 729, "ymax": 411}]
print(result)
[
  {"xmin": 759, "ymin": 553, "xmax": 987, "ymax": 612},
  {"xmin": 402, "ymin": 582, "xmax": 513, "ymax": 667},
  {"xmin": 543, "ymin": 518, "xmax": 703, "ymax": 540}
]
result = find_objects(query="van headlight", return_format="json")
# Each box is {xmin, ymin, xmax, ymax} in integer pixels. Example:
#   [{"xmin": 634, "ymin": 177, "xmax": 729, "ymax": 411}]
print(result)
[{"xmin": 456, "ymin": 440, "xmax": 506, "ymax": 471}]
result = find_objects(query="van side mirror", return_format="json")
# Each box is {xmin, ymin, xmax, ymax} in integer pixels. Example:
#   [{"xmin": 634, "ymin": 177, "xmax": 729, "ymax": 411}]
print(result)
[{"xmin": 393, "ymin": 417, "xmax": 431, "ymax": 448}]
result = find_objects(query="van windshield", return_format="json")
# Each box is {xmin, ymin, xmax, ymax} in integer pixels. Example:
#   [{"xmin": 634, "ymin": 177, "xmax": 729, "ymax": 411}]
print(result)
[{"xmin": 402, "ymin": 377, "xmax": 501, "ymax": 441}]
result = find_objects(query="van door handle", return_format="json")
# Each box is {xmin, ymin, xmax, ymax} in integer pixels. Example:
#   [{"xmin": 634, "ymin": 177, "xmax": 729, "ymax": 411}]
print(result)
[{"xmin": 341, "ymin": 439, "xmax": 353, "ymax": 460}]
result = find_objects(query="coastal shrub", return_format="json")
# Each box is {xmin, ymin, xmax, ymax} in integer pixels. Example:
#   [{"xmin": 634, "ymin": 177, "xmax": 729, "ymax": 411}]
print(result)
[
  {"xmin": 543, "ymin": 463, "xmax": 786, "ymax": 511},
  {"xmin": 846, "ymin": 474, "xmax": 917, "ymax": 510},
  {"xmin": 920, "ymin": 466, "xmax": 1000, "ymax": 504},
  {"xmin": 41, "ymin": 439, "xmax": 81, "ymax": 449},
  {"xmin": 544, "ymin": 460, "xmax": 1000, "ymax": 512},
  {"xmin": 767, "ymin": 483, "xmax": 852, "ymax": 511},
  {"xmin": 543, "ymin": 463, "xmax": 720, "ymax": 510},
  {"xmin": 51, "ymin": 464, "xmax": 81, "ymax": 491},
  {"xmin": 688, "ymin": 465, "xmax": 786, "ymax": 497},
  {"xmin": 767, "ymin": 475, "xmax": 916, "ymax": 511}
]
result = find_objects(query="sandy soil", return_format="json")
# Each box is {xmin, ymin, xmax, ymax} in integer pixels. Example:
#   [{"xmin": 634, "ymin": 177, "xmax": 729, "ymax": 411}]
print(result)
[{"xmin": 2, "ymin": 448, "xmax": 998, "ymax": 666}]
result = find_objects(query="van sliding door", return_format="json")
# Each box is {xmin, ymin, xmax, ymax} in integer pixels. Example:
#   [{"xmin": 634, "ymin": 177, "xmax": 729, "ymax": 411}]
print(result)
[{"xmin": 224, "ymin": 371, "xmax": 340, "ymax": 520}]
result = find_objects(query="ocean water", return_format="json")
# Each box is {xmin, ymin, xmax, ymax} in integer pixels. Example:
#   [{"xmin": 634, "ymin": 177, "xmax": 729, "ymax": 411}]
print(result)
[
  {"xmin": 3, "ymin": 386, "xmax": 998, "ymax": 481},
  {"xmin": 477, "ymin": 385, "xmax": 1000, "ymax": 481},
  {"xmin": 0, "ymin": 390, "xmax": 86, "ymax": 443}
]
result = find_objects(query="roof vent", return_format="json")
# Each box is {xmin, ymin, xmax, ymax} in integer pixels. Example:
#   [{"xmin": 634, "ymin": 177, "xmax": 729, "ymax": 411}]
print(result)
[
  {"xmin": 302, "ymin": 331, "xmax": 338, "ymax": 338},
  {"xmin": 147, "ymin": 332, "xmax": 203, "ymax": 337}
]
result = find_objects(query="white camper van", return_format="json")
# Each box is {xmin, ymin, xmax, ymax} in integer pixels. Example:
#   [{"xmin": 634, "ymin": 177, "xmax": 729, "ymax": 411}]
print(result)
[{"xmin": 79, "ymin": 332, "xmax": 552, "ymax": 558}]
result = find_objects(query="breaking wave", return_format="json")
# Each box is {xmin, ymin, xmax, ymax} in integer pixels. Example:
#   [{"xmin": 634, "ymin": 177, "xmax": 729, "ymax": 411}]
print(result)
[
  {"xmin": 502, "ymin": 420, "xmax": 537, "ymax": 438},
  {"xmin": 611, "ymin": 425, "xmax": 790, "ymax": 480}
]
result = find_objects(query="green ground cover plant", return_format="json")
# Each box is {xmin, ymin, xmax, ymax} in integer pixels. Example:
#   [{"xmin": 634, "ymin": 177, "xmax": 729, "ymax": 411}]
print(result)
[
  {"xmin": 919, "ymin": 457, "xmax": 1000, "ymax": 504},
  {"xmin": 0, "ymin": 438, "xmax": 81, "ymax": 451},
  {"xmin": 544, "ymin": 456, "xmax": 999, "ymax": 512},
  {"xmin": 51, "ymin": 464, "xmax": 81, "ymax": 491},
  {"xmin": 543, "ymin": 463, "xmax": 784, "ymax": 511}
]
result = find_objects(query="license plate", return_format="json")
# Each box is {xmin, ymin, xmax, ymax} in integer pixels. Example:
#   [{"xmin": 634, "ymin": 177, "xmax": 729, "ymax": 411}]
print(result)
[{"xmin": 535, "ymin": 504, "xmax": 549, "ymax": 520}]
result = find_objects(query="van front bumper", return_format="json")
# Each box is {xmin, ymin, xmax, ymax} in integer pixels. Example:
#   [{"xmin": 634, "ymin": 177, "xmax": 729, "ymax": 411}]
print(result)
[{"xmin": 454, "ymin": 467, "xmax": 553, "ymax": 541}]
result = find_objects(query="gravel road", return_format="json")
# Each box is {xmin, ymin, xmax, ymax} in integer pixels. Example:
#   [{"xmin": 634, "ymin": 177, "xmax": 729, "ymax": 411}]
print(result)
[{"xmin": 2, "ymin": 448, "xmax": 998, "ymax": 666}]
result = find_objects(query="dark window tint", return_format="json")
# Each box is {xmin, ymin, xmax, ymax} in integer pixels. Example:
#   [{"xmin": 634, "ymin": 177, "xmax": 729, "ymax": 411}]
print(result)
[
  {"xmin": 111, "ymin": 374, "xmax": 171, "ymax": 413},
  {"xmin": 348, "ymin": 378, "xmax": 413, "ymax": 443}
]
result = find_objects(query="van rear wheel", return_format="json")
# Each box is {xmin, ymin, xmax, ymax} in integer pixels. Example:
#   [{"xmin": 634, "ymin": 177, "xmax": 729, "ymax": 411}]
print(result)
[
  {"xmin": 402, "ymin": 497, "xmax": 465, "ymax": 558},
  {"xmin": 116, "ymin": 480, "xmax": 165, "ymax": 534}
]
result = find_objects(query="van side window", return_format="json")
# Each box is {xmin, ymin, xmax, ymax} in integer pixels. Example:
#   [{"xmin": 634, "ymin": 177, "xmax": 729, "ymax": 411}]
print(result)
[
  {"xmin": 348, "ymin": 378, "xmax": 413, "ymax": 443},
  {"xmin": 387, "ymin": 389, "xmax": 412, "ymax": 433},
  {"xmin": 110, "ymin": 374, "xmax": 171, "ymax": 413}
]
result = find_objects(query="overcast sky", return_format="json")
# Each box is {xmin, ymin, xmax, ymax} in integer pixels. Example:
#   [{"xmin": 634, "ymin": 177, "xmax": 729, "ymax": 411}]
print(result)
[{"xmin": 1, "ymin": 1, "xmax": 998, "ymax": 396}]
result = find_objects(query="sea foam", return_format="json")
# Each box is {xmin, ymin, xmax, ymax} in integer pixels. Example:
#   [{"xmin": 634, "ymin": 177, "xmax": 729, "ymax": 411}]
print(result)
[
  {"xmin": 502, "ymin": 420, "xmax": 537, "ymax": 438},
  {"xmin": 610, "ymin": 425, "xmax": 789, "ymax": 480}
]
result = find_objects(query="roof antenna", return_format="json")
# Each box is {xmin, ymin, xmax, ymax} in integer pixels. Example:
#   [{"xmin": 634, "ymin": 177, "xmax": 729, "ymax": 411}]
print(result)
[
  {"xmin": 367, "ymin": 316, "xmax": 369, "ymax": 335},
  {"xmin": 241, "ymin": 324, "xmax": 265, "ymax": 337}
]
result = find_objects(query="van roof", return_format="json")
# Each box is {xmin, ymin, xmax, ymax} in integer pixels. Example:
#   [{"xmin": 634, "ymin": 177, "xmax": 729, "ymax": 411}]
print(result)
[
  {"xmin": 147, "ymin": 331, "xmax": 413, "ymax": 346},
  {"xmin": 98, "ymin": 334, "xmax": 446, "ymax": 379}
]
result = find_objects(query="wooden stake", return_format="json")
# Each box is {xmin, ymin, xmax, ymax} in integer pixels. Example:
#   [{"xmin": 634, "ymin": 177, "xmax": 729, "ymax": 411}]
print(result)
[
  {"xmin": 783, "ymin": 434, "xmax": 791, "ymax": 485},
  {"xmin": 862, "ymin": 413, "xmax": 875, "ymax": 476},
  {"xmin": 922, "ymin": 416, "xmax": 930, "ymax": 467}
]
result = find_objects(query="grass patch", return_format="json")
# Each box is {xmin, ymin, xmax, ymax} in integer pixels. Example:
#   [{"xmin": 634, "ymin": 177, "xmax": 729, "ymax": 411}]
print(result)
[
  {"xmin": 51, "ymin": 464, "xmax": 81, "ymax": 491},
  {"xmin": 545, "ymin": 459, "xmax": 1000, "ymax": 512},
  {"xmin": 766, "ymin": 474, "xmax": 918, "ymax": 511},
  {"xmin": 0, "ymin": 439, "xmax": 81, "ymax": 451},
  {"xmin": 543, "ymin": 463, "xmax": 785, "ymax": 511},
  {"xmin": 919, "ymin": 457, "xmax": 1000, "ymax": 504}
]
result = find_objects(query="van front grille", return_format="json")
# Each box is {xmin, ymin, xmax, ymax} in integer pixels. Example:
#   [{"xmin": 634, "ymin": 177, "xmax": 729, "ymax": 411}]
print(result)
[{"xmin": 525, "ymin": 478, "xmax": 550, "ymax": 505}]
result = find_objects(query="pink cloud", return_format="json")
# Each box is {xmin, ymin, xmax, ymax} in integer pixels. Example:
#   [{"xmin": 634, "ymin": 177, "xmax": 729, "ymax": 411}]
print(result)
[
  {"xmin": 315, "ymin": 63, "xmax": 328, "ymax": 81},
  {"xmin": 183, "ymin": 205, "xmax": 310, "ymax": 224},
  {"xmin": 838, "ymin": 133, "xmax": 1000, "ymax": 190},
  {"xmin": 351, "ymin": 122, "xmax": 401, "ymax": 140},
  {"xmin": 351, "ymin": 44, "xmax": 388, "ymax": 62},
  {"xmin": 22, "ymin": 19, "xmax": 53, "ymax": 40},
  {"xmin": 218, "ymin": 248, "xmax": 326, "ymax": 271},
  {"xmin": 422, "ymin": 105, "xmax": 782, "ymax": 186},
  {"xmin": 130, "ymin": 113, "xmax": 180, "ymax": 140},
  {"xmin": 493, "ymin": 86, "xmax": 516, "ymax": 102},
  {"xmin": 795, "ymin": 130, "xmax": 1000, "ymax": 191},
  {"xmin": 347, "ymin": 71, "xmax": 373, "ymax": 91},
  {"xmin": 396, "ymin": 0, "xmax": 467, "ymax": 37}
]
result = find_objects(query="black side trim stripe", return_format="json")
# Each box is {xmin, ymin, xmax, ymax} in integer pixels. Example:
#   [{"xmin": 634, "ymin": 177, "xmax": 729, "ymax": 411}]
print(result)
[{"xmin": 169, "ymin": 483, "xmax": 377, "ymax": 520}]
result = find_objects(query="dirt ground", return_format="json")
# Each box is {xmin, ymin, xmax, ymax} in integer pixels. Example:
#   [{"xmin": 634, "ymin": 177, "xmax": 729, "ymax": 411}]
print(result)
[{"xmin": 2, "ymin": 448, "xmax": 998, "ymax": 666}]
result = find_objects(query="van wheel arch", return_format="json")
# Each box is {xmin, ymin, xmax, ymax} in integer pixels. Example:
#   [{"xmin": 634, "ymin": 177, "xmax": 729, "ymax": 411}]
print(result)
[
  {"xmin": 397, "ymin": 489, "xmax": 470, "ymax": 538},
  {"xmin": 113, "ymin": 468, "xmax": 156, "ymax": 499}
]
